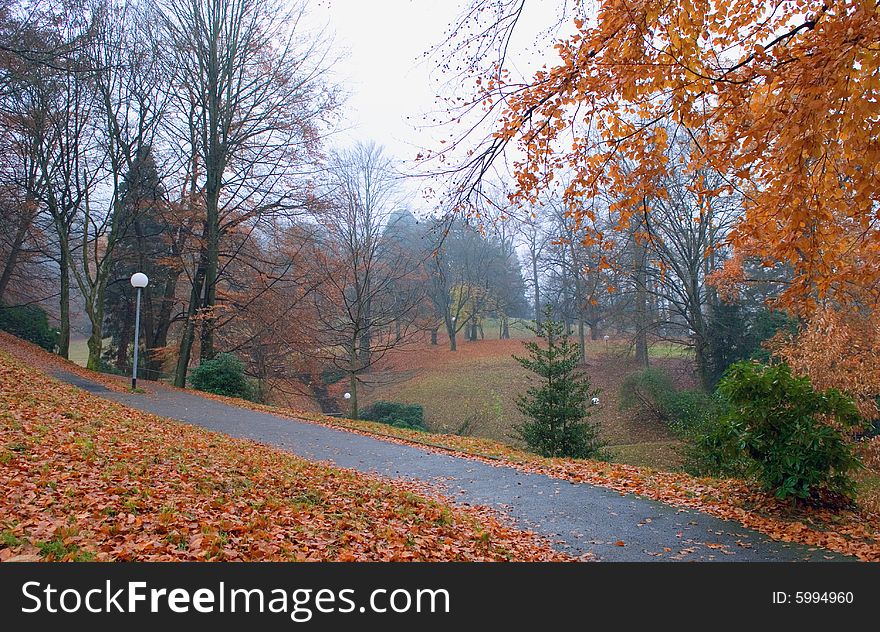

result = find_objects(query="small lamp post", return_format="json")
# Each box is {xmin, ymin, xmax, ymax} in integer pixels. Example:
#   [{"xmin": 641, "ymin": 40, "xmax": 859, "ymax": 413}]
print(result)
[{"xmin": 130, "ymin": 272, "xmax": 149, "ymax": 390}]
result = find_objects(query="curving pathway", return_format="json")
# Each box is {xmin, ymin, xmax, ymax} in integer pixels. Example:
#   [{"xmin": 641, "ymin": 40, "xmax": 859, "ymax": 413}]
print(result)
[{"xmin": 53, "ymin": 369, "xmax": 847, "ymax": 561}]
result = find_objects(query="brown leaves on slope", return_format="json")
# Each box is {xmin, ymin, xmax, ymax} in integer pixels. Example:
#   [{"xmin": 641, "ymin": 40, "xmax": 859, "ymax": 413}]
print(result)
[
  {"xmin": 184, "ymin": 387, "xmax": 880, "ymax": 561},
  {"xmin": 0, "ymin": 331, "xmax": 130, "ymax": 393},
  {"xmin": 0, "ymin": 351, "xmax": 566, "ymax": 562}
]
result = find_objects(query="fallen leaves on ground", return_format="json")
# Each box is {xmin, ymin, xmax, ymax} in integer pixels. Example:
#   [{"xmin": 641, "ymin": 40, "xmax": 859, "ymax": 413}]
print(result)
[
  {"xmin": 0, "ymin": 331, "xmax": 131, "ymax": 394},
  {"xmin": 185, "ymin": 384, "xmax": 880, "ymax": 561},
  {"xmin": 0, "ymin": 351, "xmax": 568, "ymax": 562},
  {"xmin": 4, "ymin": 332, "xmax": 879, "ymax": 561}
]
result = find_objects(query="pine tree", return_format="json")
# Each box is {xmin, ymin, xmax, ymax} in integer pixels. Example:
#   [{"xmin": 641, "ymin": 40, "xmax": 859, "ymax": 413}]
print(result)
[
  {"xmin": 513, "ymin": 305, "xmax": 603, "ymax": 458},
  {"xmin": 103, "ymin": 145, "xmax": 173, "ymax": 378}
]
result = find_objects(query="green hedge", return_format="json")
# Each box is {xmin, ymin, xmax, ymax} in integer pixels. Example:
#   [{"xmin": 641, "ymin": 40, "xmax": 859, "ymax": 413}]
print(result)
[
  {"xmin": 619, "ymin": 367, "xmax": 732, "ymax": 475},
  {"xmin": 619, "ymin": 367, "xmax": 719, "ymax": 439},
  {"xmin": 0, "ymin": 304, "xmax": 59, "ymax": 351},
  {"xmin": 189, "ymin": 353, "xmax": 255, "ymax": 401},
  {"xmin": 359, "ymin": 401, "xmax": 426, "ymax": 431},
  {"xmin": 704, "ymin": 362, "xmax": 863, "ymax": 501}
]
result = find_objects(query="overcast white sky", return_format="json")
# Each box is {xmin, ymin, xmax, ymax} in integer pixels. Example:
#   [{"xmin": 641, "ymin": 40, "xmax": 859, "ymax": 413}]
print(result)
[
  {"xmin": 319, "ymin": 0, "xmax": 462, "ymax": 162},
  {"xmin": 316, "ymin": 1, "xmax": 570, "ymax": 178}
]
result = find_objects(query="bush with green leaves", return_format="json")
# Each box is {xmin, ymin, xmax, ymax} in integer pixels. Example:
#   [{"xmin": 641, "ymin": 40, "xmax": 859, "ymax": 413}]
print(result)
[
  {"xmin": 0, "ymin": 304, "xmax": 59, "ymax": 351},
  {"xmin": 513, "ymin": 305, "xmax": 603, "ymax": 459},
  {"xmin": 619, "ymin": 367, "xmax": 720, "ymax": 439},
  {"xmin": 189, "ymin": 353, "xmax": 255, "ymax": 400},
  {"xmin": 619, "ymin": 367, "xmax": 676, "ymax": 419},
  {"xmin": 359, "ymin": 401, "xmax": 426, "ymax": 431},
  {"xmin": 706, "ymin": 361, "xmax": 863, "ymax": 501},
  {"xmin": 320, "ymin": 367, "xmax": 346, "ymax": 385}
]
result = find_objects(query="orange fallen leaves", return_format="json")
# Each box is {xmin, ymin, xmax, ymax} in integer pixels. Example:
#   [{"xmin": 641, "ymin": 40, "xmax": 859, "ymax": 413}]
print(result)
[
  {"xmin": 0, "ymin": 351, "xmax": 567, "ymax": 562},
  {"xmin": 191, "ymin": 390, "xmax": 880, "ymax": 561},
  {"xmin": 4, "ymin": 333, "xmax": 879, "ymax": 561}
]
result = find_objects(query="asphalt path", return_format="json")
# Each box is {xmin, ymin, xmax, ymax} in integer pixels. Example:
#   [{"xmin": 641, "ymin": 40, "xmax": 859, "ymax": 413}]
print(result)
[{"xmin": 52, "ymin": 369, "xmax": 846, "ymax": 561}]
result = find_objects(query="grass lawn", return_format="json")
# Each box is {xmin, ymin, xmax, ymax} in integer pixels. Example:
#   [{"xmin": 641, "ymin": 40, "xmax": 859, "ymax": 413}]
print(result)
[
  {"xmin": 67, "ymin": 337, "xmax": 91, "ymax": 367},
  {"xmin": 361, "ymin": 338, "xmax": 690, "ymax": 470}
]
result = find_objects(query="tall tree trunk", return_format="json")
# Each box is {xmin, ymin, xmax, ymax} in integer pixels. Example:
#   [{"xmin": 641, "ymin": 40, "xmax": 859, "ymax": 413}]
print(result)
[
  {"xmin": 174, "ymin": 250, "xmax": 207, "ymax": 387},
  {"xmin": 58, "ymin": 254, "xmax": 70, "ymax": 359},
  {"xmin": 199, "ymin": 150, "xmax": 222, "ymax": 362},
  {"xmin": 430, "ymin": 327, "xmax": 438, "ymax": 345},
  {"xmin": 578, "ymin": 319, "xmax": 586, "ymax": 364},
  {"xmin": 0, "ymin": 206, "xmax": 35, "ymax": 303},
  {"xmin": 115, "ymin": 304, "xmax": 133, "ymax": 371},
  {"xmin": 199, "ymin": 248, "xmax": 217, "ymax": 362},
  {"xmin": 634, "ymin": 235, "xmax": 649, "ymax": 368},
  {"xmin": 532, "ymin": 252, "xmax": 540, "ymax": 327},
  {"xmin": 689, "ymin": 277, "xmax": 711, "ymax": 389},
  {"xmin": 348, "ymin": 341, "xmax": 358, "ymax": 419},
  {"xmin": 359, "ymin": 292, "xmax": 372, "ymax": 369},
  {"xmin": 86, "ymin": 302, "xmax": 104, "ymax": 371},
  {"xmin": 447, "ymin": 317, "xmax": 457, "ymax": 352}
]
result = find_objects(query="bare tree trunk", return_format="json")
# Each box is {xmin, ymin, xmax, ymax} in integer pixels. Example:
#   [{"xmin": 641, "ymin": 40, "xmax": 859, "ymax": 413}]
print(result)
[
  {"xmin": 634, "ymin": 234, "xmax": 649, "ymax": 368},
  {"xmin": 0, "ymin": 206, "xmax": 36, "ymax": 303},
  {"xmin": 115, "ymin": 306, "xmax": 132, "ymax": 371},
  {"xmin": 359, "ymin": 291, "xmax": 372, "ymax": 369},
  {"xmin": 174, "ymin": 249, "xmax": 206, "ymax": 387},
  {"xmin": 690, "ymin": 276, "xmax": 711, "ymax": 389},
  {"xmin": 578, "ymin": 319, "xmax": 586, "ymax": 364},
  {"xmin": 85, "ymin": 302, "xmax": 105, "ymax": 371},
  {"xmin": 199, "ymin": 196, "xmax": 219, "ymax": 362},
  {"xmin": 58, "ymin": 254, "xmax": 70, "ymax": 359},
  {"xmin": 348, "ymin": 341, "xmax": 358, "ymax": 419},
  {"xmin": 447, "ymin": 317, "xmax": 457, "ymax": 351},
  {"xmin": 532, "ymin": 244, "xmax": 540, "ymax": 327}
]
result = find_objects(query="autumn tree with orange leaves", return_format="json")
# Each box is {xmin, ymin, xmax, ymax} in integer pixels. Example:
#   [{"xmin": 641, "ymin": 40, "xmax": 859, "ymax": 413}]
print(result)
[{"xmin": 441, "ymin": 0, "xmax": 880, "ymax": 406}]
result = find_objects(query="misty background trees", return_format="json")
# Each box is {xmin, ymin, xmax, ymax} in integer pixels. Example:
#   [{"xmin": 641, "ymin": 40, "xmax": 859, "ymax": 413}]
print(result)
[{"xmin": 0, "ymin": 0, "xmax": 795, "ymax": 420}]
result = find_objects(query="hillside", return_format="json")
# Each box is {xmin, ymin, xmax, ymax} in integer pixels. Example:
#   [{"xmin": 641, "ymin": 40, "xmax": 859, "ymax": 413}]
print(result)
[{"xmin": 0, "ymin": 349, "xmax": 564, "ymax": 562}]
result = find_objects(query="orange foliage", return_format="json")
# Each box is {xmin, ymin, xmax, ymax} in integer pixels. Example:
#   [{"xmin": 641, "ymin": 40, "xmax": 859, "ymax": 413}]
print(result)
[
  {"xmin": 776, "ymin": 307, "xmax": 880, "ymax": 418},
  {"xmin": 472, "ymin": 0, "xmax": 880, "ymax": 314}
]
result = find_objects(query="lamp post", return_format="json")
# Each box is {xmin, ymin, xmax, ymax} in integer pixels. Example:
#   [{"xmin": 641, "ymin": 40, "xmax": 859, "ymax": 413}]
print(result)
[{"xmin": 129, "ymin": 272, "xmax": 149, "ymax": 390}]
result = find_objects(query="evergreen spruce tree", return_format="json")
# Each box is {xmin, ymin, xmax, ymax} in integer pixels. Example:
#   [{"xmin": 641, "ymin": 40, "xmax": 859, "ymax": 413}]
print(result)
[
  {"xmin": 103, "ymin": 145, "xmax": 172, "ymax": 377},
  {"xmin": 513, "ymin": 305, "xmax": 604, "ymax": 458}
]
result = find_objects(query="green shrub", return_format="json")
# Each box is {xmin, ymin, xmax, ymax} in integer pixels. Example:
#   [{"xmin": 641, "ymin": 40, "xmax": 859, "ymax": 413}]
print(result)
[
  {"xmin": 320, "ymin": 367, "xmax": 346, "ymax": 385},
  {"xmin": 619, "ymin": 367, "xmax": 675, "ymax": 417},
  {"xmin": 0, "ymin": 304, "xmax": 59, "ymax": 351},
  {"xmin": 662, "ymin": 390, "xmax": 722, "ymax": 439},
  {"xmin": 619, "ymin": 367, "xmax": 721, "ymax": 439},
  {"xmin": 513, "ymin": 305, "xmax": 603, "ymax": 459},
  {"xmin": 189, "ymin": 353, "xmax": 254, "ymax": 400},
  {"xmin": 707, "ymin": 361, "xmax": 864, "ymax": 501},
  {"xmin": 359, "ymin": 401, "xmax": 426, "ymax": 431}
]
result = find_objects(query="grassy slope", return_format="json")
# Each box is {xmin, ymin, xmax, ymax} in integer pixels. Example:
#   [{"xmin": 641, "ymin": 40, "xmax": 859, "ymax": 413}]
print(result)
[
  {"xmin": 0, "ymin": 350, "xmax": 565, "ymax": 562},
  {"xmin": 360, "ymin": 338, "xmax": 689, "ymax": 470}
]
